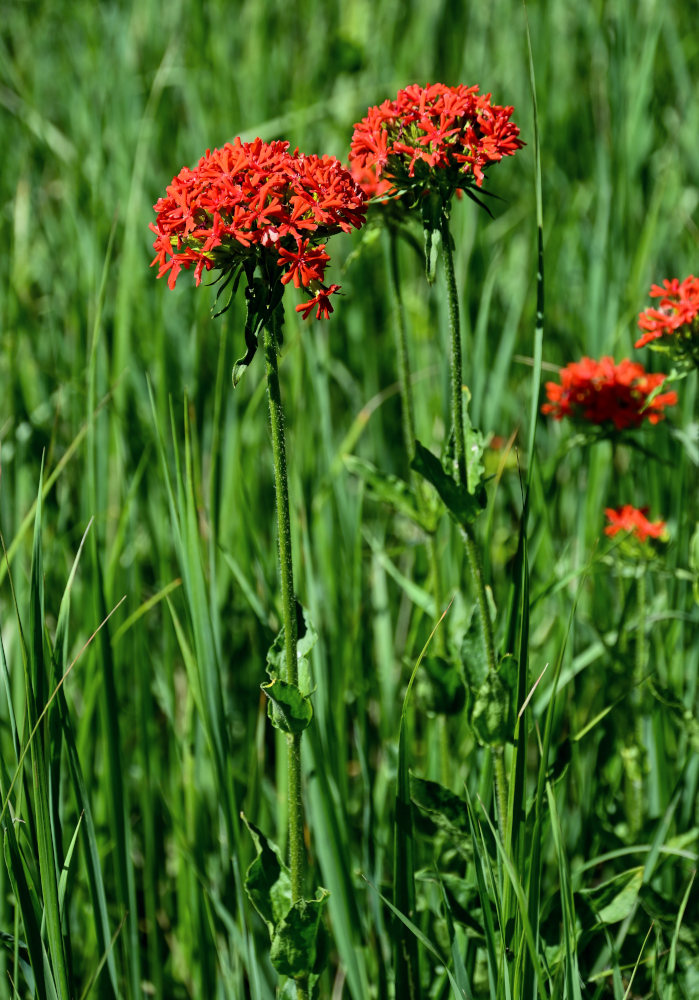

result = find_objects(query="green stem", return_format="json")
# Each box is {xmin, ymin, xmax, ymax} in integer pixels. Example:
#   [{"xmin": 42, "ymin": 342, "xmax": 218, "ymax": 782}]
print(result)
[
  {"xmin": 461, "ymin": 528, "xmax": 496, "ymax": 674},
  {"xmin": 263, "ymin": 320, "xmax": 308, "ymax": 999},
  {"xmin": 441, "ymin": 211, "xmax": 508, "ymax": 828},
  {"xmin": 429, "ymin": 535, "xmax": 445, "ymax": 655},
  {"xmin": 440, "ymin": 213, "xmax": 466, "ymax": 487},
  {"xmin": 493, "ymin": 747, "xmax": 509, "ymax": 848},
  {"xmin": 635, "ymin": 570, "xmax": 646, "ymax": 687},
  {"xmin": 387, "ymin": 228, "xmax": 447, "ymax": 654},
  {"xmin": 440, "ymin": 212, "xmax": 496, "ymax": 672},
  {"xmin": 263, "ymin": 321, "xmax": 298, "ymax": 690}
]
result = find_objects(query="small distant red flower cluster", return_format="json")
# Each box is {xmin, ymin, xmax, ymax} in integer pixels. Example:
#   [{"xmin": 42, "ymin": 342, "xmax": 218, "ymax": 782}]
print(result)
[
  {"xmin": 542, "ymin": 357, "xmax": 677, "ymax": 430},
  {"xmin": 604, "ymin": 505, "xmax": 666, "ymax": 543},
  {"xmin": 636, "ymin": 275, "xmax": 699, "ymax": 355},
  {"xmin": 150, "ymin": 138, "xmax": 366, "ymax": 319},
  {"xmin": 349, "ymin": 83, "xmax": 523, "ymax": 200}
]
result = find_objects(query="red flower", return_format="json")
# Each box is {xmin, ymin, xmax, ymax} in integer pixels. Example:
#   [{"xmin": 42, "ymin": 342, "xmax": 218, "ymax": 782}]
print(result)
[
  {"xmin": 349, "ymin": 83, "xmax": 523, "ymax": 203},
  {"xmin": 541, "ymin": 356, "xmax": 677, "ymax": 430},
  {"xmin": 349, "ymin": 160, "xmax": 399, "ymax": 202},
  {"xmin": 604, "ymin": 505, "xmax": 666, "ymax": 543},
  {"xmin": 636, "ymin": 275, "xmax": 699, "ymax": 362},
  {"xmin": 295, "ymin": 283, "xmax": 341, "ymax": 321},
  {"xmin": 150, "ymin": 138, "xmax": 366, "ymax": 319}
]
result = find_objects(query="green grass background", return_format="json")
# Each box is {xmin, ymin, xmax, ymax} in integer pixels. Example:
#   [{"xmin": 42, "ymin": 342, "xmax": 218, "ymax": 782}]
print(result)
[{"xmin": 0, "ymin": 1, "xmax": 697, "ymax": 997}]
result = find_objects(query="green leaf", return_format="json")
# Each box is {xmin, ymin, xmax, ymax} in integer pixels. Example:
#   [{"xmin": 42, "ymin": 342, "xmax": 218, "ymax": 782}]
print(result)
[
  {"xmin": 231, "ymin": 268, "xmax": 261, "ymax": 387},
  {"xmin": 470, "ymin": 670, "xmax": 510, "ymax": 746},
  {"xmin": 266, "ymin": 602, "xmax": 318, "ymax": 696},
  {"xmin": 241, "ymin": 816, "xmax": 292, "ymax": 939},
  {"xmin": 231, "ymin": 262, "xmax": 284, "ymax": 386},
  {"xmin": 459, "ymin": 611, "xmax": 489, "ymax": 693},
  {"xmin": 462, "ymin": 387, "xmax": 487, "ymax": 497},
  {"xmin": 264, "ymin": 603, "xmax": 317, "ymax": 731},
  {"xmin": 690, "ymin": 522, "xmax": 699, "ymax": 604},
  {"xmin": 412, "ymin": 441, "xmax": 486, "ymax": 527},
  {"xmin": 421, "ymin": 193, "xmax": 442, "ymax": 284},
  {"xmin": 415, "ymin": 656, "xmax": 466, "ymax": 715},
  {"xmin": 270, "ymin": 889, "xmax": 330, "ymax": 978},
  {"xmin": 579, "ymin": 867, "xmax": 644, "ymax": 925},
  {"xmin": 262, "ymin": 677, "xmax": 314, "ymax": 733},
  {"xmin": 343, "ymin": 454, "xmax": 437, "ymax": 532},
  {"xmin": 410, "ymin": 775, "xmax": 472, "ymax": 860}
]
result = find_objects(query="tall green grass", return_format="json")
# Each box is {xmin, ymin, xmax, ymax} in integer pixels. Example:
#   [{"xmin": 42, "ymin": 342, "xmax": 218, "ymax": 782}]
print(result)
[{"xmin": 0, "ymin": 0, "xmax": 697, "ymax": 997}]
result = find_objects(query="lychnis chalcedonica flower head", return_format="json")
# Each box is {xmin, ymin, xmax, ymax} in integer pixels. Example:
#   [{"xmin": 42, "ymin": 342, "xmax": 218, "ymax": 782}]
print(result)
[
  {"xmin": 151, "ymin": 138, "xmax": 367, "ymax": 381},
  {"xmin": 349, "ymin": 83, "xmax": 524, "ymax": 210},
  {"xmin": 542, "ymin": 356, "xmax": 677, "ymax": 432}
]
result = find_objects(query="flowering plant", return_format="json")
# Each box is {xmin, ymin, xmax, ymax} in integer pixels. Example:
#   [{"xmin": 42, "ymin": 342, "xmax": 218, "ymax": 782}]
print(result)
[
  {"xmin": 349, "ymin": 83, "xmax": 523, "ymax": 210},
  {"xmin": 542, "ymin": 356, "xmax": 677, "ymax": 430},
  {"xmin": 604, "ymin": 505, "xmax": 667, "ymax": 544},
  {"xmin": 151, "ymin": 138, "xmax": 366, "ymax": 377},
  {"xmin": 636, "ymin": 275, "xmax": 699, "ymax": 369}
]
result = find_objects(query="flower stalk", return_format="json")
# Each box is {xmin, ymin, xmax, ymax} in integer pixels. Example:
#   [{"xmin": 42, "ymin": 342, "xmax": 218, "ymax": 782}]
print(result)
[
  {"xmin": 440, "ymin": 212, "xmax": 467, "ymax": 487},
  {"xmin": 263, "ymin": 318, "xmax": 308, "ymax": 999},
  {"xmin": 441, "ymin": 208, "xmax": 506, "ymax": 835},
  {"xmin": 262, "ymin": 318, "xmax": 304, "ymax": 885}
]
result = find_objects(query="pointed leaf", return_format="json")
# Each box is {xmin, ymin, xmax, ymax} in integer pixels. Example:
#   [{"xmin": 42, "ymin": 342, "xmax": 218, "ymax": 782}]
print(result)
[
  {"xmin": 579, "ymin": 867, "xmax": 644, "ymax": 926},
  {"xmin": 412, "ymin": 441, "xmax": 486, "ymax": 527},
  {"xmin": 343, "ymin": 455, "xmax": 437, "ymax": 532},
  {"xmin": 231, "ymin": 321, "xmax": 258, "ymax": 388},
  {"xmin": 410, "ymin": 775, "xmax": 472, "ymax": 859}
]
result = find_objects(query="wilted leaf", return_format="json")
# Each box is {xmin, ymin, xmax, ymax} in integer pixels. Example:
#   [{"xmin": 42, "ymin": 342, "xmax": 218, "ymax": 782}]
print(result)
[
  {"xmin": 262, "ymin": 677, "xmax": 313, "ymax": 734},
  {"xmin": 270, "ymin": 889, "xmax": 330, "ymax": 978}
]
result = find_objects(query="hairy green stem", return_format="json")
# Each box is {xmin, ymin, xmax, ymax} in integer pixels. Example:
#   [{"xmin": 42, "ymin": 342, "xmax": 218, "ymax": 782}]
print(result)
[
  {"xmin": 460, "ymin": 528, "xmax": 496, "ymax": 674},
  {"xmin": 440, "ymin": 214, "xmax": 466, "ymax": 486},
  {"xmin": 387, "ymin": 227, "xmax": 447, "ymax": 653},
  {"xmin": 263, "ymin": 321, "xmax": 308, "ymax": 998},
  {"xmin": 441, "ymin": 210, "xmax": 507, "ymax": 830}
]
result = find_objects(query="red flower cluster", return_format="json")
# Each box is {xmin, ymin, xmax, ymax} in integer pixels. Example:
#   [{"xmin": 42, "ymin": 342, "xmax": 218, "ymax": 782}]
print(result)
[
  {"xmin": 542, "ymin": 357, "xmax": 677, "ymax": 430},
  {"xmin": 636, "ymin": 275, "xmax": 699, "ymax": 353},
  {"xmin": 150, "ymin": 138, "xmax": 367, "ymax": 319},
  {"xmin": 349, "ymin": 83, "xmax": 523, "ymax": 200},
  {"xmin": 604, "ymin": 505, "xmax": 666, "ymax": 543}
]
